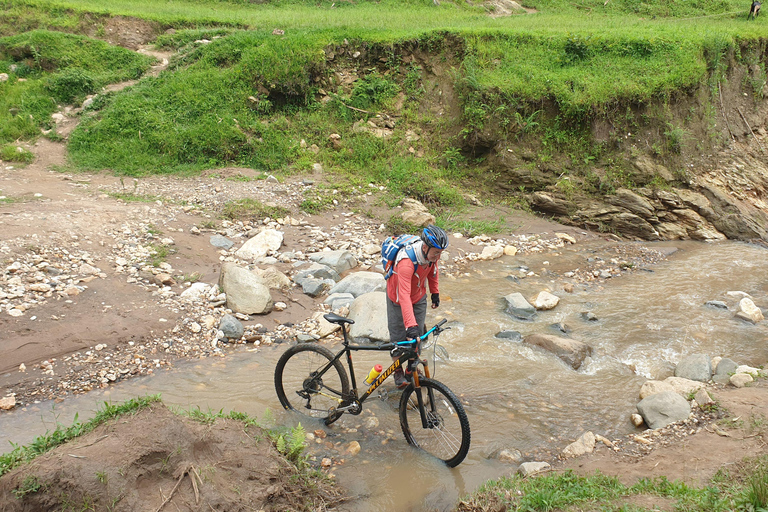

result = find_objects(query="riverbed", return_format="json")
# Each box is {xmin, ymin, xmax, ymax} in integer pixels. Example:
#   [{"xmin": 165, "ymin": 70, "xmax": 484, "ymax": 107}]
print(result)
[{"xmin": 2, "ymin": 239, "xmax": 767, "ymax": 511}]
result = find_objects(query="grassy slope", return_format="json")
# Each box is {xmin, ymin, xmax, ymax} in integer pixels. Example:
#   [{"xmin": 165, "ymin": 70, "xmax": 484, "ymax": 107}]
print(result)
[{"xmin": 0, "ymin": 0, "xmax": 766, "ymax": 221}]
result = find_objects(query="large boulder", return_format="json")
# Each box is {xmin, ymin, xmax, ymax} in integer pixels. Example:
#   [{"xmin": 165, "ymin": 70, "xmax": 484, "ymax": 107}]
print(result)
[
  {"xmin": 328, "ymin": 271, "xmax": 386, "ymax": 297},
  {"xmin": 638, "ymin": 380, "xmax": 676, "ymax": 399},
  {"xmin": 235, "ymin": 229, "xmax": 283, "ymax": 261},
  {"xmin": 636, "ymin": 391, "xmax": 691, "ymax": 429},
  {"xmin": 348, "ymin": 292, "xmax": 390, "ymax": 343},
  {"xmin": 735, "ymin": 297, "xmax": 764, "ymax": 324},
  {"xmin": 533, "ymin": 291, "xmax": 560, "ymax": 311},
  {"xmin": 674, "ymin": 354, "xmax": 713, "ymax": 383},
  {"xmin": 400, "ymin": 198, "xmax": 435, "ymax": 227},
  {"xmin": 522, "ymin": 334, "xmax": 592, "ymax": 370},
  {"xmin": 663, "ymin": 376, "xmax": 705, "ymax": 396},
  {"xmin": 294, "ymin": 262, "xmax": 341, "ymax": 284},
  {"xmin": 308, "ymin": 250, "xmax": 358, "ymax": 274},
  {"xmin": 504, "ymin": 292, "xmax": 536, "ymax": 320},
  {"xmin": 253, "ymin": 266, "xmax": 292, "ymax": 290},
  {"xmin": 219, "ymin": 262, "xmax": 273, "ymax": 314}
]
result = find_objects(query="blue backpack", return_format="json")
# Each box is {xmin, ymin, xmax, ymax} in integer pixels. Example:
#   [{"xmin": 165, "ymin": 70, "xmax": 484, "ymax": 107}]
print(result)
[{"xmin": 381, "ymin": 234, "xmax": 420, "ymax": 280}]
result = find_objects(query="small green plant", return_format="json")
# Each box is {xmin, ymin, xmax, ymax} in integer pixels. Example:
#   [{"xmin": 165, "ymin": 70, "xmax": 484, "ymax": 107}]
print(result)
[
  {"xmin": 0, "ymin": 145, "xmax": 34, "ymax": 163},
  {"xmin": 46, "ymin": 68, "xmax": 96, "ymax": 103},
  {"xmin": 743, "ymin": 467, "xmax": 768, "ymax": 510},
  {"xmin": 300, "ymin": 195, "xmax": 335, "ymax": 214},
  {"xmin": 96, "ymin": 470, "xmax": 108, "ymax": 484},
  {"xmin": 665, "ymin": 123, "xmax": 686, "ymax": 154},
  {"xmin": 0, "ymin": 396, "xmax": 160, "ymax": 477},
  {"xmin": 384, "ymin": 215, "xmax": 421, "ymax": 236},
  {"xmin": 12, "ymin": 475, "xmax": 42, "ymax": 498},
  {"xmin": 274, "ymin": 424, "xmax": 307, "ymax": 466},
  {"xmin": 555, "ymin": 176, "xmax": 576, "ymax": 200},
  {"xmin": 148, "ymin": 244, "xmax": 173, "ymax": 267},
  {"xmin": 107, "ymin": 192, "xmax": 161, "ymax": 203},
  {"xmin": 222, "ymin": 198, "xmax": 289, "ymax": 221},
  {"xmin": 178, "ymin": 272, "xmax": 203, "ymax": 283}
]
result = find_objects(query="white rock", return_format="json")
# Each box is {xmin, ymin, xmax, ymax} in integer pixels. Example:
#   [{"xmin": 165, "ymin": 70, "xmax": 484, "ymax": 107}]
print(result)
[
  {"xmin": 562, "ymin": 431, "xmax": 596, "ymax": 458},
  {"xmin": 730, "ymin": 373, "xmax": 753, "ymax": 388},
  {"xmin": 533, "ymin": 291, "xmax": 559, "ymax": 310},
  {"xmin": 479, "ymin": 245, "xmax": 504, "ymax": 260},
  {"xmin": 0, "ymin": 396, "xmax": 16, "ymax": 410}
]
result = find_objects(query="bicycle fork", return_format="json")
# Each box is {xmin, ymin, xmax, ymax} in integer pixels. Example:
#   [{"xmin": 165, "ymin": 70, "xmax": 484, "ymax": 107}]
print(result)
[{"xmin": 408, "ymin": 360, "xmax": 437, "ymax": 429}]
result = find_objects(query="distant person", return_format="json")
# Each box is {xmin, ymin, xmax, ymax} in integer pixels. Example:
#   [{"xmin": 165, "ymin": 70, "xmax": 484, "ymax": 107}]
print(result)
[{"xmin": 386, "ymin": 225, "xmax": 448, "ymax": 388}]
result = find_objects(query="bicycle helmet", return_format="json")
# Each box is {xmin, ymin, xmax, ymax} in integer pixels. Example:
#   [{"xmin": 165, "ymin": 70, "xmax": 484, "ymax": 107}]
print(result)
[{"xmin": 421, "ymin": 225, "xmax": 449, "ymax": 250}]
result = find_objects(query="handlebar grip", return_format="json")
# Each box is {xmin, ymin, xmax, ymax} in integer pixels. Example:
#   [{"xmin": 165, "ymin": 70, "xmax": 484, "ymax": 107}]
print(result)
[{"xmin": 436, "ymin": 319, "xmax": 447, "ymax": 327}]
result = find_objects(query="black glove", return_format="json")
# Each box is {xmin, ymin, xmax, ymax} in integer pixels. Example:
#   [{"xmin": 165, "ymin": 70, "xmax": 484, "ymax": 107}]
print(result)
[
  {"xmin": 406, "ymin": 326, "xmax": 420, "ymax": 341},
  {"xmin": 431, "ymin": 293, "xmax": 440, "ymax": 308}
]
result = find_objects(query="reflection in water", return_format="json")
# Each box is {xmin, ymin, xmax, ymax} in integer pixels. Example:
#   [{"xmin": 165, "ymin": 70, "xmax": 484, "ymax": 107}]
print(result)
[{"xmin": 1, "ymin": 240, "xmax": 767, "ymax": 510}]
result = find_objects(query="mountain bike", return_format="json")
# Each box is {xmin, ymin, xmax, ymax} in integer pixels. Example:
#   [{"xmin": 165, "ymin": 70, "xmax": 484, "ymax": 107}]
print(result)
[{"xmin": 274, "ymin": 313, "xmax": 471, "ymax": 467}]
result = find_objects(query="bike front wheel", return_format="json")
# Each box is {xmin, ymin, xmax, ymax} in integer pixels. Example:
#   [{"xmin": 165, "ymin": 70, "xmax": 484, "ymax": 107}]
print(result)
[
  {"xmin": 399, "ymin": 377, "xmax": 471, "ymax": 467},
  {"xmin": 274, "ymin": 343, "xmax": 350, "ymax": 423}
]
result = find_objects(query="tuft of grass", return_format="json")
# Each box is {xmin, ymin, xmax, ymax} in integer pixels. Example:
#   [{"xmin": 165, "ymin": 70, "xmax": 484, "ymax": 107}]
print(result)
[
  {"xmin": 384, "ymin": 215, "xmax": 422, "ymax": 236},
  {"xmin": 437, "ymin": 215, "xmax": 507, "ymax": 237},
  {"xmin": 0, "ymin": 144, "xmax": 34, "ymax": 163},
  {"xmin": 222, "ymin": 198, "xmax": 290, "ymax": 221},
  {"xmin": 12, "ymin": 475, "xmax": 42, "ymax": 498},
  {"xmin": 107, "ymin": 192, "xmax": 162, "ymax": 203},
  {"xmin": 0, "ymin": 395, "xmax": 161, "ymax": 478}
]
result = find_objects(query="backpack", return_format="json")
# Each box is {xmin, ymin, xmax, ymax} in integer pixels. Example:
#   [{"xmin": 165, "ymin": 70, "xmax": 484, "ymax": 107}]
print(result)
[{"xmin": 381, "ymin": 234, "xmax": 420, "ymax": 280}]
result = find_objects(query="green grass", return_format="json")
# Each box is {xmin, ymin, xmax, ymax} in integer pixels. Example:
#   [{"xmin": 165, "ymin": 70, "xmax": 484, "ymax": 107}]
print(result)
[
  {"xmin": 1, "ymin": 0, "xmax": 766, "ymax": 206},
  {"xmin": 0, "ymin": 29, "xmax": 153, "ymax": 144},
  {"xmin": 460, "ymin": 465, "xmax": 768, "ymax": 511},
  {"xmin": 0, "ymin": 395, "xmax": 161, "ymax": 477},
  {"xmin": 222, "ymin": 198, "xmax": 290, "ymax": 221},
  {"xmin": 0, "ymin": 144, "xmax": 34, "ymax": 162},
  {"xmin": 106, "ymin": 191, "xmax": 161, "ymax": 202}
]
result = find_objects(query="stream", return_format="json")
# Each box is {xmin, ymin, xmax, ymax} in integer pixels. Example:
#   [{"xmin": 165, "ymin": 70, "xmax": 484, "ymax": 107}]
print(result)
[{"xmin": 2, "ymin": 239, "xmax": 767, "ymax": 511}]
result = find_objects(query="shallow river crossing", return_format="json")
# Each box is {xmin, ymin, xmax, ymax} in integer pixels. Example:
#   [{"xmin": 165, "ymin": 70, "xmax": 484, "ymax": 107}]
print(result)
[{"xmin": 2, "ymin": 239, "xmax": 767, "ymax": 511}]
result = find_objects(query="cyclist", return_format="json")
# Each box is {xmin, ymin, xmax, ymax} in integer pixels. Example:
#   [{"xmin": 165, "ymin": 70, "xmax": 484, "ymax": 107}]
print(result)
[{"xmin": 386, "ymin": 224, "xmax": 448, "ymax": 388}]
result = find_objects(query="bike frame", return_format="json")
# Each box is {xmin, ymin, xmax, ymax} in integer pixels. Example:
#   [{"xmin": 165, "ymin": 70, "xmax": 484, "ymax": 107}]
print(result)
[{"xmin": 312, "ymin": 320, "xmax": 447, "ymax": 426}]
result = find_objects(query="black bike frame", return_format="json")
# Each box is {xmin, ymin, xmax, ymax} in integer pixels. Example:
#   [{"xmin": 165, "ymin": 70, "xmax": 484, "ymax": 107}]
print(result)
[{"xmin": 311, "ymin": 321, "xmax": 446, "ymax": 426}]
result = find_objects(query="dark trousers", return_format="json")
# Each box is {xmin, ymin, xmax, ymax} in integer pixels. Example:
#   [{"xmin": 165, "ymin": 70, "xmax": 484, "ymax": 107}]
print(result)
[{"xmin": 386, "ymin": 295, "xmax": 427, "ymax": 343}]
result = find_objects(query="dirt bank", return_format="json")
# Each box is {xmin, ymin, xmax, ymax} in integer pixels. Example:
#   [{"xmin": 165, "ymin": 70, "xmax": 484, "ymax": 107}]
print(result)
[{"xmin": 0, "ymin": 401, "xmax": 348, "ymax": 511}]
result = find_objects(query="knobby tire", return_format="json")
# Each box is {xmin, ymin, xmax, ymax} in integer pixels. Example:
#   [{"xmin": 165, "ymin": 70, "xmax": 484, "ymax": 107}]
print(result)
[
  {"xmin": 274, "ymin": 343, "xmax": 350, "ymax": 424},
  {"xmin": 399, "ymin": 377, "xmax": 470, "ymax": 467}
]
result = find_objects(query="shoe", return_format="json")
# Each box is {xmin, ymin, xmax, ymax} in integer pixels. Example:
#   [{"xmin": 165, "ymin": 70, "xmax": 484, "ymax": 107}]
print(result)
[{"xmin": 393, "ymin": 368, "xmax": 408, "ymax": 389}]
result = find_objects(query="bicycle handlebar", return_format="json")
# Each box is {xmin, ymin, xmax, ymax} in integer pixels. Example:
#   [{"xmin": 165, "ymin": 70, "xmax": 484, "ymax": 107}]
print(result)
[{"xmin": 345, "ymin": 319, "xmax": 449, "ymax": 351}]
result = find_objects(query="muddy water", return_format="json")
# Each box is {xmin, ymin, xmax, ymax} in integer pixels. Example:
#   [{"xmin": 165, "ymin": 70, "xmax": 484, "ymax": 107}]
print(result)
[{"xmin": 2, "ymin": 240, "xmax": 767, "ymax": 511}]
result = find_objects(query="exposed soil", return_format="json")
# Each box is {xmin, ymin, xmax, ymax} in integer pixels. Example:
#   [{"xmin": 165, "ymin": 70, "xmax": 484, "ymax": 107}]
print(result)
[
  {"xmin": 557, "ymin": 379, "xmax": 768, "ymax": 488},
  {"xmin": 1, "ymin": 17, "xmax": 767, "ymax": 511},
  {"xmin": 0, "ymin": 402, "xmax": 347, "ymax": 511}
]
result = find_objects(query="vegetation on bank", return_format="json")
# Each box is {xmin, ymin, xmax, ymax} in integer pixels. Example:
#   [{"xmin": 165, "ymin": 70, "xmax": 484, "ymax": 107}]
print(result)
[
  {"xmin": 0, "ymin": 0, "xmax": 766, "ymax": 224},
  {"xmin": 0, "ymin": 395, "xmax": 162, "ymax": 477},
  {"xmin": 457, "ymin": 460, "xmax": 768, "ymax": 511},
  {"xmin": 0, "ymin": 396, "xmax": 335, "ymax": 510}
]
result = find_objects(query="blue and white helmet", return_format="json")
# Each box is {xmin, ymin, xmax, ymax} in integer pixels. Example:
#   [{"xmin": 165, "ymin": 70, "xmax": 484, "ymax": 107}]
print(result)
[{"xmin": 421, "ymin": 225, "xmax": 449, "ymax": 250}]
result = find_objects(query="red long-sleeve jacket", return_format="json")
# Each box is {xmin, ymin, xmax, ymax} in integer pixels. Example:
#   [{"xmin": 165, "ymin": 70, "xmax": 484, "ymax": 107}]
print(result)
[{"xmin": 386, "ymin": 254, "xmax": 439, "ymax": 330}]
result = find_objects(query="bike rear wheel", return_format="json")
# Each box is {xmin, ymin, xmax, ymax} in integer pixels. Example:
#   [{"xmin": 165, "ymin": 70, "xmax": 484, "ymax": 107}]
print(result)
[
  {"xmin": 274, "ymin": 344, "xmax": 350, "ymax": 423},
  {"xmin": 399, "ymin": 377, "xmax": 470, "ymax": 467}
]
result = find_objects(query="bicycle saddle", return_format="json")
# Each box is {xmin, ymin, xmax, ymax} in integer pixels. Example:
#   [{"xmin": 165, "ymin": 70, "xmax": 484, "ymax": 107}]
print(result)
[{"xmin": 323, "ymin": 313, "xmax": 355, "ymax": 325}]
